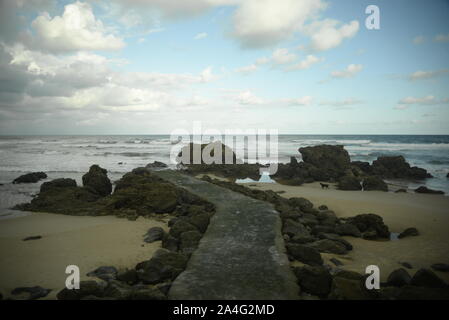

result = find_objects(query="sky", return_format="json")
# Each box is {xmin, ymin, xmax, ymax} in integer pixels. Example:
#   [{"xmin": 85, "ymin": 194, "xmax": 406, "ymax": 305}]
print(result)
[{"xmin": 0, "ymin": 0, "xmax": 448, "ymax": 135}]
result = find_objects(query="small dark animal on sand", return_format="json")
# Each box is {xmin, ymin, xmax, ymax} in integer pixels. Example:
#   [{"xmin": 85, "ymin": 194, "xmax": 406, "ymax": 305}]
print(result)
[{"xmin": 320, "ymin": 183, "xmax": 329, "ymax": 189}]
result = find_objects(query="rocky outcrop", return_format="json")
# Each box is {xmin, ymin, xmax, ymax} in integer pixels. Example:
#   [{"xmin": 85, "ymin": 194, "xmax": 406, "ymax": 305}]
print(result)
[
  {"xmin": 362, "ymin": 176, "xmax": 388, "ymax": 191},
  {"xmin": 293, "ymin": 265, "xmax": 332, "ymax": 297},
  {"xmin": 415, "ymin": 186, "xmax": 444, "ymax": 195},
  {"xmin": 387, "ymin": 268, "xmax": 412, "ymax": 287},
  {"xmin": 337, "ymin": 176, "xmax": 362, "ymax": 191},
  {"xmin": 146, "ymin": 161, "xmax": 168, "ymax": 168},
  {"xmin": 13, "ymin": 172, "xmax": 47, "ymax": 184},
  {"xmin": 286, "ymin": 244, "xmax": 323, "ymax": 266},
  {"xmin": 372, "ymin": 156, "xmax": 432, "ymax": 179},
  {"xmin": 82, "ymin": 165, "xmax": 112, "ymax": 196},
  {"xmin": 345, "ymin": 213, "xmax": 390, "ymax": 239},
  {"xmin": 178, "ymin": 141, "xmax": 237, "ymax": 165}
]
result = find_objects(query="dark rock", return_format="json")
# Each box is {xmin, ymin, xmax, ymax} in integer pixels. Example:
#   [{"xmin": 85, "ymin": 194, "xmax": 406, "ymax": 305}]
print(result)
[
  {"xmin": 362, "ymin": 176, "xmax": 388, "ymax": 191},
  {"xmin": 286, "ymin": 244, "xmax": 323, "ymax": 266},
  {"xmin": 40, "ymin": 178, "xmax": 77, "ymax": 193},
  {"xmin": 11, "ymin": 286, "xmax": 51, "ymax": 300},
  {"xmin": 330, "ymin": 258, "xmax": 343, "ymax": 266},
  {"xmin": 289, "ymin": 234, "xmax": 317, "ymax": 244},
  {"xmin": 178, "ymin": 141, "xmax": 237, "ymax": 165},
  {"xmin": 19, "ymin": 178, "xmax": 102, "ymax": 215},
  {"xmin": 13, "ymin": 172, "xmax": 47, "ymax": 184},
  {"xmin": 144, "ymin": 227, "xmax": 165, "ymax": 243},
  {"xmin": 57, "ymin": 280, "xmax": 104, "ymax": 300},
  {"xmin": 293, "ymin": 265, "xmax": 332, "ymax": 297},
  {"xmin": 410, "ymin": 268, "xmax": 447, "ymax": 288},
  {"xmin": 161, "ymin": 233, "xmax": 179, "ymax": 252},
  {"xmin": 298, "ymin": 145, "xmax": 351, "ymax": 179},
  {"xmin": 179, "ymin": 230, "xmax": 202, "ymax": 255},
  {"xmin": 362, "ymin": 230, "xmax": 378, "ymax": 240},
  {"xmin": 337, "ymin": 176, "xmax": 362, "ymax": 191},
  {"xmin": 312, "ymin": 225, "xmax": 336, "ymax": 235},
  {"xmin": 146, "ymin": 161, "xmax": 168, "ymax": 168},
  {"xmin": 188, "ymin": 212, "xmax": 210, "ymax": 233},
  {"xmin": 282, "ymin": 219, "xmax": 310, "ymax": 238},
  {"xmin": 103, "ymin": 280, "xmax": 132, "ymax": 299},
  {"xmin": 136, "ymin": 249, "xmax": 188, "ymax": 284},
  {"xmin": 87, "ymin": 266, "xmax": 117, "ymax": 281},
  {"xmin": 346, "ymin": 213, "xmax": 390, "ymax": 239},
  {"xmin": 169, "ymin": 220, "xmax": 198, "ymax": 239},
  {"xmin": 387, "ymin": 268, "xmax": 412, "ymax": 287},
  {"xmin": 395, "ymin": 188, "xmax": 407, "ymax": 193},
  {"xmin": 318, "ymin": 205, "xmax": 328, "ymax": 211},
  {"xmin": 328, "ymin": 276, "xmax": 372, "ymax": 300},
  {"xmin": 288, "ymin": 197, "xmax": 314, "ymax": 212},
  {"xmin": 82, "ymin": 165, "xmax": 112, "ymax": 197},
  {"xmin": 415, "ymin": 186, "xmax": 444, "ymax": 195},
  {"xmin": 335, "ymin": 223, "xmax": 361, "ymax": 238},
  {"xmin": 398, "ymin": 227, "xmax": 419, "ymax": 239},
  {"xmin": 431, "ymin": 263, "xmax": 449, "ymax": 272},
  {"xmin": 351, "ymin": 161, "xmax": 372, "ymax": 175},
  {"xmin": 372, "ymin": 156, "xmax": 432, "ymax": 180},
  {"xmin": 317, "ymin": 233, "xmax": 353, "ymax": 250},
  {"xmin": 116, "ymin": 269, "xmax": 138, "ymax": 285},
  {"xmin": 22, "ymin": 235, "xmax": 42, "ymax": 241},
  {"xmin": 307, "ymin": 239, "xmax": 348, "ymax": 255}
]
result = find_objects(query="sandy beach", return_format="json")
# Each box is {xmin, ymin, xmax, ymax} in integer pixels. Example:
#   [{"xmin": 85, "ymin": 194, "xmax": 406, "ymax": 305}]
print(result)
[
  {"xmin": 0, "ymin": 213, "xmax": 169, "ymax": 299},
  {"xmin": 252, "ymin": 181, "xmax": 449, "ymax": 283}
]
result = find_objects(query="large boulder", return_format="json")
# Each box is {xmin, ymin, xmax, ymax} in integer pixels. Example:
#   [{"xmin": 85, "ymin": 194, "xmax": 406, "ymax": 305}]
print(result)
[
  {"xmin": 282, "ymin": 219, "xmax": 311, "ymax": 238},
  {"xmin": 136, "ymin": 249, "xmax": 188, "ymax": 284},
  {"xmin": 15, "ymin": 178, "xmax": 102, "ymax": 215},
  {"xmin": 82, "ymin": 165, "xmax": 112, "ymax": 197},
  {"xmin": 362, "ymin": 176, "xmax": 388, "ymax": 192},
  {"xmin": 286, "ymin": 244, "xmax": 323, "ymax": 266},
  {"xmin": 387, "ymin": 268, "xmax": 412, "ymax": 287},
  {"xmin": 298, "ymin": 145, "xmax": 351, "ymax": 178},
  {"xmin": 346, "ymin": 213, "xmax": 390, "ymax": 239},
  {"xmin": 178, "ymin": 141, "xmax": 237, "ymax": 165},
  {"xmin": 398, "ymin": 227, "xmax": 419, "ymax": 239},
  {"xmin": 335, "ymin": 223, "xmax": 362, "ymax": 238},
  {"xmin": 293, "ymin": 265, "xmax": 332, "ymax": 297},
  {"xmin": 57, "ymin": 280, "xmax": 105, "ymax": 300},
  {"xmin": 337, "ymin": 176, "xmax": 362, "ymax": 191},
  {"xmin": 410, "ymin": 269, "xmax": 447, "ymax": 288},
  {"xmin": 13, "ymin": 172, "xmax": 47, "ymax": 184},
  {"xmin": 40, "ymin": 178, "xmax": 77, "ymax": 193},
  {"xmin": 372, "ymin": 156, "xmax": 432, "ymax": 179}
]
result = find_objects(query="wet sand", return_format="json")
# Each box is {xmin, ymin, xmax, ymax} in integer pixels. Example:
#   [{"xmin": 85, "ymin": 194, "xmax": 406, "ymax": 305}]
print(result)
[{"xmin": 0, "ymin": 212, "xmax": 168, "ymax": 299}]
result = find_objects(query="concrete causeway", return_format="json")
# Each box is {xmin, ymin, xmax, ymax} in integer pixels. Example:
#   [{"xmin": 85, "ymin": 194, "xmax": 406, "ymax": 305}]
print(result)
[{"xmin": 152, "ymin": 170, "xmax": 300, "ymax": 300}]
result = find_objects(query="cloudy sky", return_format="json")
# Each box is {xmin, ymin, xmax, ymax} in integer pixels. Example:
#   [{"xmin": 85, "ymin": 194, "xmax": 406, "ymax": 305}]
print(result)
[{"xmin": 0, "ymin": 0, "xmax": 448, "ymax": 135}]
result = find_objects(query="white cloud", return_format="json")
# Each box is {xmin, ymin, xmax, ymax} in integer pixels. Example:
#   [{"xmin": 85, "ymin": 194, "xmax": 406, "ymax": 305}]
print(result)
[
  {"xmin": 413, "ymin": 35, "xmax": 425, "ymax": 45},
  {"xmin": 235, "ymin": 64, "xmax": 257, "ymax": 74},
  {"xmin": 255, "ymin": 57, "xmax": 270, "ymax": 65},
  {"xmin": 234, "ymin": 90, "xmax": 265, "ymax": 105},
  {"xmin": 271, "ymin": 48, "xmax": 297, "ymax": 64},
  {"xmin": 434, "ymin": 33, "xmax": 449, "ymax": 43},
  {"xmin": 280, "ymin": 96, "xmax": 313, "ymax": 106},
  {"xmin": 303, "ymin": 19, "xmax": 359, "ymax": 51},
  {"xmin": 319, "ymin": 98, "xmax": 363, "ymax": 107},
  {"xmin": 288, "ymin": 55, "xmax": 321, "ymax": 70},
  {"xmin": 398, "ymin": 95, "xmax": 440, "ymax": 106},
  {"xmin": 331, "ymin": 64, "xmax": 363, "ymax": 78},
  {"xmin": 31, "ymin": 1, "xmax": 125, "ymax": 52},
  {"xmin": 231, "ymin": 0, "xmax": 327, "ymax": 48},
  {"xmin": 408, "ymin": 69, "xmax": 449, "ymax": 81},
  {"xmin": 194, "ymin": 32, "xmax": 208, "ymax": 40}
]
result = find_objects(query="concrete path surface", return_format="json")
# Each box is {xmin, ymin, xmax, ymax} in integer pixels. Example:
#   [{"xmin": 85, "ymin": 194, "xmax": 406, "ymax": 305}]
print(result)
[{"xmin": 152, "ymin": 170, "xmax": 300, "ymax": 300}]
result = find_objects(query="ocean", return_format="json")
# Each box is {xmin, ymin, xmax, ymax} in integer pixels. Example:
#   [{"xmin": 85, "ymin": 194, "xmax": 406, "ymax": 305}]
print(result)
[{"xmin": 1, "ymin": 135, "xmax": 448, "ymax": 219}]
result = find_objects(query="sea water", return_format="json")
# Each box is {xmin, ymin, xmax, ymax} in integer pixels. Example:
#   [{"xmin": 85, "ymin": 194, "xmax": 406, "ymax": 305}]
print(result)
[{"xmin": 1, "ymin": 135, "xmax": 448, "ymax": 218}]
